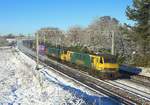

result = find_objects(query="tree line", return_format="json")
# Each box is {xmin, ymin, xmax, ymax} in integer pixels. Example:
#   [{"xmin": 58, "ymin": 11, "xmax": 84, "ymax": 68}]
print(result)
[{"xmin": 37, "ymin": 0, "xmax": 150, "ymax": 67}]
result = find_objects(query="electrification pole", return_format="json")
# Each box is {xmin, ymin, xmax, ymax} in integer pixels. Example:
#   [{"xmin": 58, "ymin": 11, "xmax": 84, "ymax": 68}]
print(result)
[
  {"xmin": 36, "ymin": 32, "xmax": 39, "ymax": 70},
  {"xmin": 43, "ymin": 32, "xmax": 46, "ymax": 45},
  {"xmin": 111, "ymin": 31, "xmax": 115, "ymax": 55},
  {"xmin": 44, "ymin": 34, "xmax": 46, "ymax": 45}
]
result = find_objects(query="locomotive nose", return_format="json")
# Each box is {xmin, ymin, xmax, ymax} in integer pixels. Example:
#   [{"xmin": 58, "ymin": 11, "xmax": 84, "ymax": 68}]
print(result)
[{"xmin": 103, "ymin": 63, "xmax": 119, "ymax": 70}]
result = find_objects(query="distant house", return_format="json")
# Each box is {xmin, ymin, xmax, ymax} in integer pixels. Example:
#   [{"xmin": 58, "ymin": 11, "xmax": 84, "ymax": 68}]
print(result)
[{"xmin": 6, "ymin": 38, "xmax": 16, "ymax": 43}]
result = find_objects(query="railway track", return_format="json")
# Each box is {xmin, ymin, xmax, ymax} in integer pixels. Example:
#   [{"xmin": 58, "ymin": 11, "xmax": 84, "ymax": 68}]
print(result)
[
  {"xmin": 105, "ymin": 80, "xmax": 150, "ymax": 100},
  {"xmin": 18, "ymin": 41, "xmax": 150, "ymax": 105},
  {"xmin": 130, "ymin": 75, "xmax": 150, "ymax": 87},
  {"xmin": 22, "ymin": 52, "xmax": 136, "ymax": 105},
  {"xmin": 16, "ymin": 45, "xmax": 123, "ymax": 105}
]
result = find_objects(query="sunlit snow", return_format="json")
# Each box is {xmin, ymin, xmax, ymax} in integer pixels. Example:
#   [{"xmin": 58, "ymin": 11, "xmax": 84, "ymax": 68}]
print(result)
[{"xmin": 0, "ymin": 47, "xmax": 120, "ymax": 105}]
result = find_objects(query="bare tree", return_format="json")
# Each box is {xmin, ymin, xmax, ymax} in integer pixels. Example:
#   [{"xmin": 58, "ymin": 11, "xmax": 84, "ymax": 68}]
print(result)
[
  {"xmin": 66, "ymin": 26, "xmax": 83, "ymax": 46},
  {"xmin": 37, "ymin": 27, "xmax": 64, "ymax": 46}
]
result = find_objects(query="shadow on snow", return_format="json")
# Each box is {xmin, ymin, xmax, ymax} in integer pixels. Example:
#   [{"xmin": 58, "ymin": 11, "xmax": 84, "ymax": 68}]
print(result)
[{"xmin": 42, "ymin": 70, "xmax": 122, "ymax": 105}]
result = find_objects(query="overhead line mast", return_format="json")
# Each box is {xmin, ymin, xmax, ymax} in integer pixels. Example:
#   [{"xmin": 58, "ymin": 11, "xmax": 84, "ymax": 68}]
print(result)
[
  {"xmin": 36, "ymin": 32, "xmax": 39, "ymax": 70},
  {"xmin": 111, "ymin": 31, "xmax": 115, "ymax": 55}
]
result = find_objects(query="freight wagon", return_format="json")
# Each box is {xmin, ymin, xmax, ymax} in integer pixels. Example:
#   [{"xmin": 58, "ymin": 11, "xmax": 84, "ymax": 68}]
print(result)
[{"xmin": 119, "ymin": 65, "xmax": 142, "ymax": 75}]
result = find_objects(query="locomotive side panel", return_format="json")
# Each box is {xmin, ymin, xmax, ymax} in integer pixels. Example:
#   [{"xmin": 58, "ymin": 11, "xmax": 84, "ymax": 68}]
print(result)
[{"xmin": 71, "ymin": 52, "xmax": 91, "ymax": 68}]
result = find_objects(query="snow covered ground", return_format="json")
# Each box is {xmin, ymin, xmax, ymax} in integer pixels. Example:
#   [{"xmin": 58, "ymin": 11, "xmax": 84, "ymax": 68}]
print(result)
[
  {"xmin": 0, "ymin": 47, "xmax": 120, "ymax": 105},
  {"xmin": 139, "ymin": 67, "xmax": 150, "ymax": 77}
]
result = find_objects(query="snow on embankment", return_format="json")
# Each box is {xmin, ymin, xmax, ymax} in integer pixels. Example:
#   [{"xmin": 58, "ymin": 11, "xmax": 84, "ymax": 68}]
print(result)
[
  {"xmin": 139, "ymin": 67, "xmax": 150, "ymax": 77},
  {"xmin": 0, "ymin": 48, "xmax": 120, "ymax": 105}
]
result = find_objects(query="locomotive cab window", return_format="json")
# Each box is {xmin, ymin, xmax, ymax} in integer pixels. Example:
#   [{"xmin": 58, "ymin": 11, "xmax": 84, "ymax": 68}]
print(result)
[
  {"xmin": 104, "ymin": 57, "xmax": 117, "ymax": 63},
  {"xmin": 91, "ymin": 57, "xmax": 94, "ymax": 63},
  {"xmin": 100, "ymin": 57, "xmax": 103, "ymax": 64}
]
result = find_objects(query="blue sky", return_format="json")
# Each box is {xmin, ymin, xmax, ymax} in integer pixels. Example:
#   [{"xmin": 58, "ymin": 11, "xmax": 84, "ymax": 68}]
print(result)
[{"xmin": 0, "ymin": 0, "xmax": 133, "ymax": 35}]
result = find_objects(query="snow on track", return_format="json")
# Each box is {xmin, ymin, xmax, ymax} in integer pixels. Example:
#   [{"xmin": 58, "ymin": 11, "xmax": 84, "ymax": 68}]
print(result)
[
  {"xmin": 114, "ymin": 79, "xmax": 150, "ymax": 94},
  {"xmin": 0, "ymin": 48, "xmax": 120, "ymax": 105}
]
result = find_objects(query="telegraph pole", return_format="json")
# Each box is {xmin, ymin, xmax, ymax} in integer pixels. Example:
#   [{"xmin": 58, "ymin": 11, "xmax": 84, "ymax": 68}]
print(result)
[
  {"xmin": 36, "ymin": 32, "xmax": 39, "ymax": 70},
  {"xmin": 111, "ymin": 31, "xmax": 115, "ymax": 55}
]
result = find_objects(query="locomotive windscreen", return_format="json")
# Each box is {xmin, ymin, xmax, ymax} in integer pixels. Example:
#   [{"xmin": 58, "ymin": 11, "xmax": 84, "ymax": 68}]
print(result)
[
  {"xmin": 98, "ymin": 54, "xmax": 117, "ymax": 63},
  {"xmin": 104, "ymin": 57, "xmax": 117, "ymax": 63}
]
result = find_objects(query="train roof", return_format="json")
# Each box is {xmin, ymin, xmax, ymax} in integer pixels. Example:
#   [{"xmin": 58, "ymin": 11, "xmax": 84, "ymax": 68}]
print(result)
[
  {"xmin": 95, "ymin": 53, "xmax": 117, "ymax": 59},
  {"xmin": 48, "ymin": 46, "xmax": 116, "ymax": 59}
]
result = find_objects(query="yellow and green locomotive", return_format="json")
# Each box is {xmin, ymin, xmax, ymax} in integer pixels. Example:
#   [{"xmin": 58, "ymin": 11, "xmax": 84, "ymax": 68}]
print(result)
[{"xmin": 47, "ymin": 47, "xmax": 119, "ymax": 79}]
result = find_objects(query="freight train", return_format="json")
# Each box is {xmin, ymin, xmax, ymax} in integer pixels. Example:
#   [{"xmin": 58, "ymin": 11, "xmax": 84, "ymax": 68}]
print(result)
[
  {"xmin": 23, "ymin": 40, "xmax": 120, "ymax": 79},
  {"xmin": 46, "ymin": 47, "xmax": 119, "ymax": 79}
]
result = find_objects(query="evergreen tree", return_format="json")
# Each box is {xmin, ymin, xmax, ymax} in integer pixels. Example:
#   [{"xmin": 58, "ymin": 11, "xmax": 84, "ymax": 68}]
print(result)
[{"xmin": 126, "ymin": 0, "xmax": 150, "ymax": 54}]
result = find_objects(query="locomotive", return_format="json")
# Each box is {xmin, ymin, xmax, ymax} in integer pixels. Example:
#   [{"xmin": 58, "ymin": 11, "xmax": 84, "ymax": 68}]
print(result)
[{"xmin": 46, "ymin": 47, "xmax": 119, "ymax": 79}]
